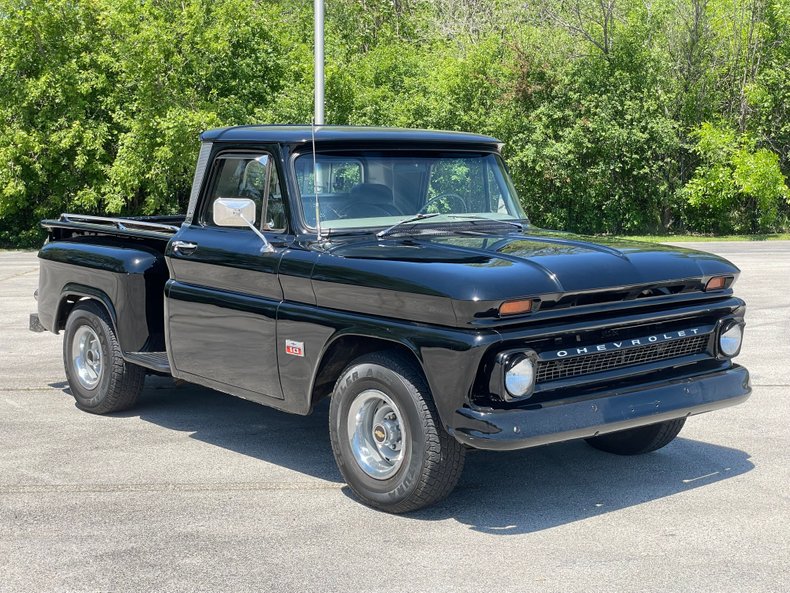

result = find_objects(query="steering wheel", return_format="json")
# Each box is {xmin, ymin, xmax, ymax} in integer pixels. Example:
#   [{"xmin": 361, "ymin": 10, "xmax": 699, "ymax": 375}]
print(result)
[
  {"xmin": 339, "ymin": 202, "xmax": 399, "ymax": 218},
  {"xmin": 320, "ymin": 204, "xmax": 344, "ymax": 221},
  {"xmin": 419, "ymin": 193, "xmax": 467, "ymax": 214}
]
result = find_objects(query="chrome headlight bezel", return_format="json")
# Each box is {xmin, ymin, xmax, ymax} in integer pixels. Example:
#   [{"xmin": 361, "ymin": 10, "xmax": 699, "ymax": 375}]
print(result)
[
  {"xmin": 718, "ymin": 321, "xmax": 745, "ymax": 358},
  {"xmin": 491, "ymin": 349, "xmax": 538, "ymax": 402}
]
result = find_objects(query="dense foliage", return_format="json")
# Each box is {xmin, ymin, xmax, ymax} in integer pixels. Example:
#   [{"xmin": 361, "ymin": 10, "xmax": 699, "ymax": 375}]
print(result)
[{"xmin": 1, "ymin": 0, "xmax": 788, "ymax": 246}]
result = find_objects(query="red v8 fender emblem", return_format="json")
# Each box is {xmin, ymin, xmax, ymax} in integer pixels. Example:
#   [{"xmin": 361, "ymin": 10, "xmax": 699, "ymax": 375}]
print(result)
[{"xmin": 285, "ymin": 340, "xmax": 304, "ymax": 357}]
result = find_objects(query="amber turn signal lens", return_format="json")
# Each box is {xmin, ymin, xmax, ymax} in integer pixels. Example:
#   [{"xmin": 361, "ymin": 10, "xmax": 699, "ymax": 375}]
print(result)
[
  {"xmin": 705, "ymin": 276, "xmax": 728, "ymax": 291},
  {"xmin": 499, "ymin": 299, "xmax": 533, "ymax": 316}
]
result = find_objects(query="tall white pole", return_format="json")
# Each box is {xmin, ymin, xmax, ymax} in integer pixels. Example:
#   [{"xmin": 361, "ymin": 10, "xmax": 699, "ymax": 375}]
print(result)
[{"xmin": 314, "ymin": 0, "xmax": 325, "ymax": 125}]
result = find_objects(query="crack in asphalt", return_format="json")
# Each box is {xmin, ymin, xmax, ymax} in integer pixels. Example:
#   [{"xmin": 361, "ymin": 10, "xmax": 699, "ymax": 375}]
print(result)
[
  {"xmin": 0, "ymin": 268, "xmax": 38, "ymax": 283},
  {"xmin": 0, "ymin": 388, "xmax": 68, "ymax": 392},
  {"xmin": 0, "ymin": 482, "xmax": 342, "ymax": 494}
]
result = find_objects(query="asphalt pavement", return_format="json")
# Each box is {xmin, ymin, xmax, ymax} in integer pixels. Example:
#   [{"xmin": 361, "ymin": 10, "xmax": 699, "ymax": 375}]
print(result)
[{"xmin": 1, "ymin": 243, "xmax": 788, "ymax": 593}]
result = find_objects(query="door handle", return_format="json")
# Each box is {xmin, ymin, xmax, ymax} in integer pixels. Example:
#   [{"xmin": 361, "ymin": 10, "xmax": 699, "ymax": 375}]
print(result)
[{"xmin": 171, "ymin": 240, "xmax": 198, "ymax": 255}]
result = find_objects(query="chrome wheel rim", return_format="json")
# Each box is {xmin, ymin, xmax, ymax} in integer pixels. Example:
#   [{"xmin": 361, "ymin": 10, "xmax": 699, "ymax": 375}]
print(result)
[
  {"xmin": 71, "ymin": 325, "xmax": 103, "ymax": 390},
  {"xmin": 347, "ymin": 390, "xmax": 405, "ymax": 480}
]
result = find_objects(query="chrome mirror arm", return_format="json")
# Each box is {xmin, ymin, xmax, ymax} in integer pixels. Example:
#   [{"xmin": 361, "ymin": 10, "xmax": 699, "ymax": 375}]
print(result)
[{"xmin": 237, "ymin": 212, "xmax": 275, "ymax": 253}]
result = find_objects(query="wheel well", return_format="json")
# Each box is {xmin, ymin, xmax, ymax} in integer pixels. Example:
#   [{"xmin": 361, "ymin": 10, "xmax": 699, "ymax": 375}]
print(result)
[
  {"xmin": 57, "ymin": 295, "xmax": 113, "ymax": 332},
  {"xmin": 310, "ymin": 336, "xmax": 422, "ymax": 408}
]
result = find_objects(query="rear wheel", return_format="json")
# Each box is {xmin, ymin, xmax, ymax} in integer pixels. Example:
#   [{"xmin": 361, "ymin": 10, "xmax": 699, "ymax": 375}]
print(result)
[
  {"xmin": 329, "ymin": 351, "xmax": 465, "ymax": 513},
  {"xmin": 585, "ymin": 418, "xmax": 686, "ymax": 455},
  {"xmin": 63, "ymin": 301, "xmax": 144, "ymax": 414}
]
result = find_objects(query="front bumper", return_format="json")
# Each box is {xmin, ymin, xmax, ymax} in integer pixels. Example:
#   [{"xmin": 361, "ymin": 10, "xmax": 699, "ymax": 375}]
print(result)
[{"xmin": 450, "ymin": 365, "xmax": 751, "ymax": 451}]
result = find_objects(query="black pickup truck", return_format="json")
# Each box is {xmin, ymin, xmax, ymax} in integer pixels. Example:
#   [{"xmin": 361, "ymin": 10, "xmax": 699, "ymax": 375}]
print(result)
[{"xmin": 33, "ymin": 126, "xmax": 751, "ymax": 512}]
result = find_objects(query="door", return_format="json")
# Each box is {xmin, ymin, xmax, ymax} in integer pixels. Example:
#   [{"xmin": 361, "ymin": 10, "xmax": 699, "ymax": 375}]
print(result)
[{"xmin": 165, "ymin": 150, "xmax": 289, "ymax": 400}]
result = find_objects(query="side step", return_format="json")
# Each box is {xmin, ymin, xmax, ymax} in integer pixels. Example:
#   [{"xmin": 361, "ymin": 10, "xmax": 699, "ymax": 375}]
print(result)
[{"xmin": 124, "ymin": 351, "xmax": 171, "ymax": 374}]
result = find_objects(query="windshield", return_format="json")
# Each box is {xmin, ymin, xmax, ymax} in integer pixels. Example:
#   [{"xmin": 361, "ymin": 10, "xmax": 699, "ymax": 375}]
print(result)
[{"xmin": 294, "ymin": 151, "xmax": 526, "ymax": 231}]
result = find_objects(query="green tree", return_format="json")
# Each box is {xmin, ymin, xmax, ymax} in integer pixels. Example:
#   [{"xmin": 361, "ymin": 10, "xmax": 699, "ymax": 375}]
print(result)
[
  {"xmin": 683, "ymin": 121, "xmax": 789, "ymax": 233},
  {"xmin": 0, "ymin": 0, "xmax": 788, "ymax": 246},
  {"xmin": 747, "ymin": 0, "xmax": 790, "ymax": 176},
  {"xmin": 0, "ymin": 0, "xmax": 289, "ymax": 246},
  {"xmin": 0, "ymin": 0, "xmax": 110, "ymax": 246}
]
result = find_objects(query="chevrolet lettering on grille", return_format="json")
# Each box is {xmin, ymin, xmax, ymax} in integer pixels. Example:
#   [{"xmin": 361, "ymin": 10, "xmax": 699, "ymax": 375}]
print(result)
[{"xmin": 541, "ymin": 326, "xmax": 714, "ymax": 361}]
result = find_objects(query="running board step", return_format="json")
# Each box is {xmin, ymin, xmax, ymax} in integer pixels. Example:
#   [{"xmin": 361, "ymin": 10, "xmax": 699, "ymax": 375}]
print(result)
[{"xmin": 124, "ymin": 351, "xmax": 171, "ymax": 374}]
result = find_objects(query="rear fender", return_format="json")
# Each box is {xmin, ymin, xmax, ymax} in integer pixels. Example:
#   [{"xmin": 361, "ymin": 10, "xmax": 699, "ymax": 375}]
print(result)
[{"xmin": 37, "ymin": 241, "xmax": 168, "ymax": 352}]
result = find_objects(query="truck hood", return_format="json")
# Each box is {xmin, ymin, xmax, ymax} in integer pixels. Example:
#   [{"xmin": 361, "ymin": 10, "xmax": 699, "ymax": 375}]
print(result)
[{"xmin": 309, "ymin": 228, "xmax": 740, "ymax": 326}]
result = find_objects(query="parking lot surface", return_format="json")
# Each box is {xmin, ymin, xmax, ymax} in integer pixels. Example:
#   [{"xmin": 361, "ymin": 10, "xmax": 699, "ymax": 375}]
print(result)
[{"xmin": 1, "ymin": 243, "xmax": 788, "ymax": 593}]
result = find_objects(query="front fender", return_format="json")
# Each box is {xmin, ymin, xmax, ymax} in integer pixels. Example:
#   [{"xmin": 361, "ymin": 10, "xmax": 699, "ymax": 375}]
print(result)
[{"xmin": 276, "ymin": 300, "xmax": 499, "ymax": 421}]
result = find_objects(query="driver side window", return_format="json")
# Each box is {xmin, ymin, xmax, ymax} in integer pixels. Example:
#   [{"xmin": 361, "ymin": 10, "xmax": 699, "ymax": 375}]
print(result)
[{"xmin": 204, "ymin": 153, "xmax": 286, "ymax": 231}]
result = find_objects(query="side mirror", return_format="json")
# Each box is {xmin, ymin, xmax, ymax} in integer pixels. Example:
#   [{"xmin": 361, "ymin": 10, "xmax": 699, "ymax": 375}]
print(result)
[
  {"xmin": 212, "ymin": 197, "xmax": 274, "ymax": 252},
  {"xmin": 213, "ymin": 197, "xmax": 256, "ymax": 227}
]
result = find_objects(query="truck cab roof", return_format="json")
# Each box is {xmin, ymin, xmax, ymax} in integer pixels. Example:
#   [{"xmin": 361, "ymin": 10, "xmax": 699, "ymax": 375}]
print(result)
[{"xmin": 200, "ymin": 125, "xmax": 503, "ymax": 150}]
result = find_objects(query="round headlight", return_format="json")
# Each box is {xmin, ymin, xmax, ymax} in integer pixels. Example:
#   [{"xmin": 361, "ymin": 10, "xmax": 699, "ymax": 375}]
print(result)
[
  {"xmin": 719, "ymin": 324, "xmax": 743, "ymax": 357},
  {"xmin": 505, "ymin": 357, "xmax": 536, "ymax": 398}
]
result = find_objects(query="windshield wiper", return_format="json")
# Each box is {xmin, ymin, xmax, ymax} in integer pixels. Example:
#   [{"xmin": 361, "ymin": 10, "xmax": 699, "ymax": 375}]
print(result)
[
  {"xmin": 445, "ymin": 214, "xmax": 525, "ymax": 231},
  {"xmin": 376, "ymin": 213, "xmax": 441, "ymax": 239}
]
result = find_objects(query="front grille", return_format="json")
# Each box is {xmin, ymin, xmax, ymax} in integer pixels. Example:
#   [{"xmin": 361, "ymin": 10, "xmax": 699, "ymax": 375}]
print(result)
[{"xmin": 536, "ymin": 334, "xmax": 709, "ymax": 383}]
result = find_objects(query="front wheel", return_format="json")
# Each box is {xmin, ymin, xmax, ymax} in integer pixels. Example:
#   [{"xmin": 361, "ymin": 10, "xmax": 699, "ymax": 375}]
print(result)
[
  {"xmin": 329, "ymin": 352, "xmax": 465, "ymax": 513},
  {"xmin": 585, "ymin": 418, "xmax": 686, "ymax": 455},
  {"xmin": 63, "ymin": 301, "xmax": 145, "ymax": 414}
]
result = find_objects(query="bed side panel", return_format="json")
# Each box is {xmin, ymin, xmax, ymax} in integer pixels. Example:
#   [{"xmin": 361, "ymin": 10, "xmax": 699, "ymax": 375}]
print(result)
[{"xmin": 37, "ymin": 241, "xmax": 169, "ymax": 352}]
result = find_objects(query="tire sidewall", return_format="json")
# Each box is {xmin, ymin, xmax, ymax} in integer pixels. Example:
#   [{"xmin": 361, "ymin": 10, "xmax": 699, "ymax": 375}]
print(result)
[
  {"xmin": 331, "ymin": 360, "xmax": 428, "ymax": 507},
  {"xmin": 63, "ymin": 307, "xmax": 114, "ymax": 410},
  {"xmin": 586, "ymin": 418, "xmax": 686, "ymax": 455}
]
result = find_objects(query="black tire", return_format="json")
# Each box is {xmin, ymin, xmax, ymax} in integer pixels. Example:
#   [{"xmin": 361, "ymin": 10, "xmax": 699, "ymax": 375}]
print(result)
[
  {"xmin": 585, "ymin": 418, "xmax": 686, "ymax": 455},
  {"xmin": 63, "ymin": 301, "xmax": 145, "ymax": 414},
  {"xmin": 329, "ymin": 351, "xmax": 465, "ymax": 513}
]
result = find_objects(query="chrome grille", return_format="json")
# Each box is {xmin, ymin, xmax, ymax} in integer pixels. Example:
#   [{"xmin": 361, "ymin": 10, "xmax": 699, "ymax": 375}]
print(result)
[{"xmin": 536, "ymin": 334, "xmax": 709, "ymax": 383}]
